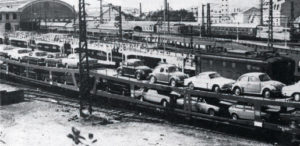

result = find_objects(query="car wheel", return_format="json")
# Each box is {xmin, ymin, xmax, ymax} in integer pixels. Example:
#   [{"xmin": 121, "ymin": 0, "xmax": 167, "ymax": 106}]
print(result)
[
  {"xmin": 170, "ymin": 79, "xmax": 177, "ymax": 87},
  {"xmin": 208, "ymin": 109, "xmax": 215, "ymax": 116},
  {"xmin": 188, "ymin": 83, "xmax": 194, "ymax": 90},
  {"xmin": 149, "ymin": 76, "xmax": 156, "ymax": 84},
  {"xmin": 136, "ymin": 73, "xmax": 141, "ymax": 80},
  {"xmin": 213, "ymin": 85, "xmax": 221, "ymax": 93},
  {"xmin": 232, "ymin": 114, "xmax": 238, "ymax": 120},
  {"xmin": 263, "ymin": 89, "xmax": 271, "ymax": 98},
  {"xmin": 161, "ymin": 100, "xmax": 168, "ymax": 108},
  {"xmin": 293, "ymin": 93, "xmax": 300, "ymax": 101},
  {"xmin": 234, "ymin": 87, "xmax": 241, "ymax": 96}
]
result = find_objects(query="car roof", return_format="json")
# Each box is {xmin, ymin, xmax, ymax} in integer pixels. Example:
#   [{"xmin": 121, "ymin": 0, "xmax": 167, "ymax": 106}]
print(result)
[
  {"xmin": 157, "ymin": 64, "xmax": 176, "ymax": 68},
  {"xmin": 199, "ymin": 71, "xmax": 218, "ymax": 75},
  {"xmin": 126, "ymin": 59, "xmax": 142, "ymax": 63},
  {"xmin": 241, "ymin": 72, "xmax": 265, "ymax": 77}
]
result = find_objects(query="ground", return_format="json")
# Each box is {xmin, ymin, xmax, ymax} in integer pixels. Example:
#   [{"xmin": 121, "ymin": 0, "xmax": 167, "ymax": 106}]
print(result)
[{"xmin": 0, "ymin": 99, "xmax": 271, "ymax": 146}]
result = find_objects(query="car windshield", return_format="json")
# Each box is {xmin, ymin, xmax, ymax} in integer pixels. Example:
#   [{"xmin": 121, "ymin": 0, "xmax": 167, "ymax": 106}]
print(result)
[
  {"xmin": 18, "ymin": 50, "xmax": 30, "ymax": 54},
  {"xmin": 209, "ymin": 73, "xmax": 221, "ymax": 79},
  {"xmin": 36, "ymin": 52, "xmax": 47, "ymax": 57},
  {"xmin": 134, "ymin": 61, "xmax": 144, "ymax": 66},
  {"xmin": 168, "ymin": 66, "xmax": 178, "ymax": 73},
  {"xmin": 259, "ymin": 74, "xmax": 271, "ymax": 81}
]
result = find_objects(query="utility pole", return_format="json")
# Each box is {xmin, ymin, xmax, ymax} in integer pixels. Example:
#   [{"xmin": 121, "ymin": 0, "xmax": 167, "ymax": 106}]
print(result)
[
  {"xmin": 167, "ymin": 2, "xmax": 170, "ymax": 33},
  {"xmin": 119, "ymin": 6, "xmax": 122, "ymax": 40},
  {"xmin": 260, "ymin": 0, "xmax": 264, "ymax": 26},
  {"xmin": 139, "ymin": 2, "xmax": 142, "ymax": 17},
  {"xmin": 78, "ymin": 0, "xmax": 92, "ymax": 117},
  {"xmin": 201, "ymin": 4, "xmax": 205, "ymax": 37},
  {"xmin": 268, "ymin": 0, "xmax": 274, "ymax": 51},
  {"xmin": 99, "ymin": 0, "xmax": 103, "ymax": 23},
  {"xmin": 206, "ymin": 3, "xmax": 211, "ymax": 36},
  {"xmin": 290, "ymin": 1, "xmax": 295, "ymax": 40}
]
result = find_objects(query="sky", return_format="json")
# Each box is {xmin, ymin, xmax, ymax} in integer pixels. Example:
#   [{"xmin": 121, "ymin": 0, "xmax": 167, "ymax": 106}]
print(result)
[{"xmin": 62, "ymin": 0, "xmax": 260, "ymax": 12}]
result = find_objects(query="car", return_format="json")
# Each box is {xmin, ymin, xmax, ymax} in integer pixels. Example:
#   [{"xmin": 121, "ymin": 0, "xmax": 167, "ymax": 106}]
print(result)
[
  {"xmin": 7, "ymin": 48, "xmax": 32, "ymax": 61},
  {"xmin": 232, "ymin": 72, "xmax": 285, "ymax": 98},
  {"xmin": 229, "ymin": 104, "xmax": 269, "ymax": 120},
  {"xmin": 117, "ymin": 59, "xmax": 152, "ymax": 80},
  {"xmin": 45, "ymin": 54, "xmax": 66, "ymax": 67},
  {"xmin": 176, "ymin": 97, "xmax": 220, "ymax": 116},
  {"xmin": 61, "ymin": 54, "xmax": 98, "ymax": 68},
  {"xmin": 22, "ymin": 51, "xmax": 49, "ymax": 66},
  {"xmin": 279, "ymin": 110, "xmax": 300, "ymax": 127},
  {"xmin": 184, "ymin": 71, "xmax": 235, "ymax": 92},
  {"xmin": 282, "ymin": 81, "xmax": 300, "ymax": 101},
  {"xmin": 134, "ymin": 88, "xmax": 178, "ymax": 107},
  {"xmin": 149, "ymin": 64, "xmax": 188, "ymax": 87}
]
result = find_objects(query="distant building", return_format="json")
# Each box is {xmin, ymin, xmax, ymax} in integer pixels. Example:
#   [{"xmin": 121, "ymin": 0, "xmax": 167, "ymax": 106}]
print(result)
[
  {"xmin": 187, "ymin": 7, "xmax": 199, "ymax": 21},
  {"xmin": 234, "ymin": 7, "xmax": 261, "ymax": 24},
  {"xmin": 0, "ymin": 0, "xmax": 75, "ymax": 32},
  {"xmin": 263, "ymin": 0, "xmax": 300, "ymax": 27}
]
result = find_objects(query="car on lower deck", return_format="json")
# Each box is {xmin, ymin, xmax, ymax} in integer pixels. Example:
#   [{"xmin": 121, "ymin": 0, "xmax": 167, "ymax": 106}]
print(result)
[
  {"xmin": 229, "ymin": 103, "xmax": 269, "ymax": 120},
  {"xmin": 232, "ymin": 72, "xmax": 285, "ymax": 98},
  {"xmin": 117, "ymin": 59, "xmax": 152, "ymax": 80},
  {"xmin": 279, "ymin": 110, "xmax": 300, "ymax": 128},
  {"xmin": 184, "ymin": 71, "xmax": 235, "ymax": 92},
  {"xmin": 61, "ymin": 54, "xmax": 98, "ymax": 68},
  {"xmin": 149, "ymin": 64, "xmax": 188, "ymax": 87},
  {"xmin": 7, "ymin": 48, "xmax": 32, "ymax": 61}
]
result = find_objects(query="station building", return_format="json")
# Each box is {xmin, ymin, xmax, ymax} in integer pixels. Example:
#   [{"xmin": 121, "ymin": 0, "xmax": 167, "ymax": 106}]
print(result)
[{"xmin": 0, "ymin": 0, "xmax": 75, "ymax": 33}]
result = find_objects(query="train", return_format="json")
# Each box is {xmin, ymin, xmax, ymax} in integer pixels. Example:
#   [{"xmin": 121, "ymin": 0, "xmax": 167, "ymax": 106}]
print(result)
[{"xmin": 145, "ymin": 23, "xmax": 300, "ymax": 41}]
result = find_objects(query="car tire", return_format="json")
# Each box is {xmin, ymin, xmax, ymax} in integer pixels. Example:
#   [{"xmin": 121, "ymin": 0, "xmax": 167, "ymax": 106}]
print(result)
[
  {"xmin": 263, "ymin": 89, "xmax": 271, "ymax": 98},
  {"xmin": 170, "ymin": 79, "xmax": 177, "ymax": 87},
  {"xmin": 213, "ymin": 85, "xmax": 221, "ymax": 93},
  {"xmin": 149, "ymin": 76, "xmax": 156, "ymax": 84},
  {"xmin": 188, "ymin": 83, "xmax": 194, "ymax": 90},
  {"xmin": 232, "ymin": 114, "xmax": 238, "ymax": 120},
  {"xmin": 136, "ymin": 73, "xmax": 142, "ymax": 80},
  {"xmin": 293, "ymin": 93, "xmax": 300, "ymax": 101},
  {"xmin": 161, "ymin": 100, "xmax": 168, "ymax": 108},
  {"xmin": 208, "ymin": 109, "xmax": 215, "ymax": 116},
  {"xmin": 233, "ymin": 87, "xmax": 242, "ymax": 96}
]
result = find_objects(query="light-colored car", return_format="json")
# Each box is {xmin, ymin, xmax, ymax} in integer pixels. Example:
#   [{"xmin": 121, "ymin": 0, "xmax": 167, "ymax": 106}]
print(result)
[
  {"xmin": 232, "ymin": 72, "xmax": 285, "ymax": 98},
  {"xmin": 134, "ymin": 88, "xmax": 178, "ymax": 107},
  {"xmin": 229, "ymin": 104, "xmax": 269, "ymax": 120},
  {"xmin": 176, "ymin": 97, "xmax": 220, "ymax": 116},
  {"xmin": 282, "ymin": 81, "xmax": 300, "ymax": 101},
  {"xmin": 61, "ymin": 53, "xmax": 98, "ymax": 68},
  {"xmin": 184, "ymin": 71, "xmax": 235, "ymax": 92},
  {"xmin": 149, "ymin": 64, "xmax": 188, "ymax": 87},
  {"xmin": 7, "ymin": 48, "xmax": 32, "ymax": 61}
]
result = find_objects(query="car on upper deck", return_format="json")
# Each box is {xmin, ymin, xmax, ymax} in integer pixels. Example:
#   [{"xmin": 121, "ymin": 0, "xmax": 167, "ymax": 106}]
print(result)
[
  {"xmin": 22, "ymin": 51, "xmax": 49, "ymax": 66},
  {"xmin": 149, "ymin": 64, "xmax": 188, "ymax": 87},
  {"xmin": 117, "ymin": 59, "xmax": 152, "ymax": 80},
  {"xmin": 7, "ymin": 48, "xmax": 32, "ymax": 61},
  {"xmin": 61, "ymin": 53, "xmax": 98, "ymax": 68},
  {"xmin": 282, "ymin": 81, "xmax": 300, "ymax": 101},
  {"xmin": 184, "ymin": 71, "xmax": 235, "ymax": 92},
  {"xmin": 229, "ymin": 103, "xmax": 270, "ymax": 120},
  {"xmin": 232, "ymin": 72, "xmax": 285, "ymax": 98}
]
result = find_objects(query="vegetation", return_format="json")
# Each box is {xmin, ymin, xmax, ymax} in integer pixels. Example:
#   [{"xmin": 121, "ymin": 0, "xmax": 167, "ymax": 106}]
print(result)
[{"xmin": 145, "ymin": 9, "xmax": 196, "ymax": 22}]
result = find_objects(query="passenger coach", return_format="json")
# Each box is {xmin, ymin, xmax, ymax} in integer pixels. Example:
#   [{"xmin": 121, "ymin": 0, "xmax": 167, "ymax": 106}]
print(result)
[{"xmin": 195, "ymin": 48, "xmax": 295, "ymax": 84}]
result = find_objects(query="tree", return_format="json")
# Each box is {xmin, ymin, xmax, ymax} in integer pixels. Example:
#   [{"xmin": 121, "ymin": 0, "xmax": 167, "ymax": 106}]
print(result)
[{"xmin": 146, "ymin": 9, "xmax": 196, "ymax": 22}]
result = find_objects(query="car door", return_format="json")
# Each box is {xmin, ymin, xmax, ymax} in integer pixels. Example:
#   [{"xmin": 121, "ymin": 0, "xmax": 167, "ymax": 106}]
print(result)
[
  {"xmin": 238, "ymin": 76, "xmax": 250, "ymax": 93},
  {"xmin": 235, "ymin": 105, "xmax": 245, "ymax": 119},
  {"xmin": 248, "ymin": 76, "xmax": 262, "ymax": 94},
  {"xmin": 196, "ymin": 98, "xmax": 206, "ymax": 113},
  {"xmin": 244, "ymin": 105, "xmax": 255, "ymax": 120},
  {"xmin": 195, "ymin": 75, "xmax": 206, "ymax": 89}
]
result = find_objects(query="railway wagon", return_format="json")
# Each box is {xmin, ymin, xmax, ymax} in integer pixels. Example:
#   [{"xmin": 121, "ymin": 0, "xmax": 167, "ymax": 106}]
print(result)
[
  {"xmin": 195, "ymin": 48, "xmax": 295, "ymax": 84},
  {"xmin": 208, "ymin": 24, "xmax": 257, "ymax": 39}
]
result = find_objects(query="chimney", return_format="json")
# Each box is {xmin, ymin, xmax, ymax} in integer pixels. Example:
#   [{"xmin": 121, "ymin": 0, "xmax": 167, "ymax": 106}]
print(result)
[{"xmin": 140, "ymin": 2, "xmax": 142, "ymax": 16}]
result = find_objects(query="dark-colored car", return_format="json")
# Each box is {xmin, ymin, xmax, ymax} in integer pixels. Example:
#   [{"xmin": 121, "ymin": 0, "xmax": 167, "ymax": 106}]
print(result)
[
  {"xmin": 279, "ymin": 110, "xmax": 300, "ymax": 127},
  {"xmin": 97, "ymin": 78, "xmax": 132, "ymax": 96},
  {"xmin": 117, "ymin": 59, "xmax": 152, "ymax": 80}
]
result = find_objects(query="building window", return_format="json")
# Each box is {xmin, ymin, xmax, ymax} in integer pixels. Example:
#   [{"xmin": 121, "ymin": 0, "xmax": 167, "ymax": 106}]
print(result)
[
  {"xmin": 13, "ymin": 13, "xmax": 17, "ymax": 20},
  {"xmin": 6, "ymin": 14, "xmax": 9, "ymax": 20}
]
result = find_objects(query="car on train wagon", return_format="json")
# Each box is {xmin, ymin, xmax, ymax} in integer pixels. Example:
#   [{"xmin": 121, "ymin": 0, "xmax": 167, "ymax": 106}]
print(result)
[
  {"xmin": 282, "ymin": 81, "xmax": 300, "ymax": 101},
  {"xmin": 232, "ymin": 72, "xmax": 285, "ymax": 98},
  {"xmin": 7, "ymin": 48, "xmax": 32, "ymax": 61},
  {"xmin": 45, "ymin": 54, "xmax": 66, "ymax": 67},
  {"xmin": 184, "ymin": 71, "xmax": 235, "ymax": 92},
  {"xmin": 176, "ymin": 97, "xmax": 220, "ymax": 116},
  {"xmin": 134, "ymin": 88, "xmax": 179, "ymax": 107},
  {"xmin": 117, "ymin": 59, "xmax": 152, "ymax": 80},
  {"xmin": 22, "ymin": 51, "xmax": 49, "ymax": 66},
  {"xmin": 279, "ymin": 110, "xmax": 300, "ymax": 128},
  {"xmin": 229, "ymin": 104, "xmax": 270, "ymax": 120},
  {"xmin": 61, "ymin": 53, "xmax": 98, "ymax": 68},
  {"xmin": 149, "ymin": 64, "xmax": 189, "ymax": 87}
]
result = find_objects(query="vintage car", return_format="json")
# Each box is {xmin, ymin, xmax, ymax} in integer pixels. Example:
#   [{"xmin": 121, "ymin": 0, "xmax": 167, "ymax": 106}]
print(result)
[
  {"xmin": 176, "ymin": 97, "xmax": 220, "ymax": 116},
  {"xmin": 232, "ymin": 72, "xmax": 285, "ymax": 98},
  {"xmin": 117, "ymin": 59, "xmax": 152, "ymax": 80},
  {"xmin": 22, "ymin": 51, "xmax": 49, "ymax": 66},
  {"xmin": 7, "ymin": 48, "xmax": 32, "ymax": 61},
  {"xmin": 282, "ymin": 81, "xmax": 300, "ymax": 101},
  {"xmin": 97, "ymin": 78, "xmax": 132, "ymax": 96},
  {"xmin": 61, "ymin": 54, "xmax": 98, "ymax": 68},
  {"xmin": 149, "ymin": 64, "xmax": 188, "ymax": 87},
  {"xmin": 184, "ymin": 71, "xmax": 235, "ymax": 92},
  {"xmin": 45, "ymin": 54, "xmax": 66, "ymax": 67},
  {"xmin": 229, "ymin": 104, "xmax": 269, "ymax": 120},
  {"xmin": 134, "ymin": 88, "xmax": 179, "ymax": 107}
]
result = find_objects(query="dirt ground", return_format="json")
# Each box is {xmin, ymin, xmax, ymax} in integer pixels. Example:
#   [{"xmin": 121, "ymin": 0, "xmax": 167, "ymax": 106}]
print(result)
[{"xmin": 0, "ymin": 99, "xmax": 271, "ymax": 146}]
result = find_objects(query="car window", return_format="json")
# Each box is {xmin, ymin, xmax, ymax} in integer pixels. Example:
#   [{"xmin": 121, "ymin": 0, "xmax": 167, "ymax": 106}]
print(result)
[
  {"xmin": 239, "ymin": 76, "xmax": 248, "ymax": 82},
  {"xmin": 168, "ymin": 66, "xmax": 178, "ymax": 73},
  {"xmin": 235, "ymin": 105, "xmax": 244, "ymax": 109},
  {"xmin": 245, "ymin": 105, "xmax": 253, "ymax": 110},
  {"xmin": 209, "ymin": 73, "xmax": 221, "ymax": 79},
  {"xmin": 249, "ymin": 76, "xmax": 260, "ymax": 82},
  {"xmin": 134, "ymin": 61, "xmax": 143, "ymax": 67},
  {"xmin": 259, "ymin": 74, "xmax": 271, "ymax": 81}
]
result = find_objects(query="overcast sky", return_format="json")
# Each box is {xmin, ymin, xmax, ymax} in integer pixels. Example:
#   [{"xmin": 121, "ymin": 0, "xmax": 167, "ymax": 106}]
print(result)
[{"xmin": 62, "ymin": 0, "xmax": 259, "ymax": 12}]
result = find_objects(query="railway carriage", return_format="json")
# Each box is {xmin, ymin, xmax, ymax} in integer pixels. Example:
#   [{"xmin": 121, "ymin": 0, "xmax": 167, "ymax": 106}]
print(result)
[
  {"xmin": 195, "ymin": 48, "xmax": 295, "ymax": 84},
  {"xmin": 209, "ymin": 24, "xmax": 257, "ymax": 39}
]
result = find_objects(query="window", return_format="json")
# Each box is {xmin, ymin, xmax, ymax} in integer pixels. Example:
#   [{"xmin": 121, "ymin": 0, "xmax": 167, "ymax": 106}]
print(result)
[
  {"xmin": 13, "ymin": 13, "xmax": 17, "ymax": 20},
  {"xmin": 249, "ymin": 76, "xmax": 259, "ymax": 82},
  {"xmin": 239, "ymin": 76, "xmax": 248, "ymax": 82},
  {"xmin": 6, "ymin": 13, "xmax": 9, "ymax": 20}
]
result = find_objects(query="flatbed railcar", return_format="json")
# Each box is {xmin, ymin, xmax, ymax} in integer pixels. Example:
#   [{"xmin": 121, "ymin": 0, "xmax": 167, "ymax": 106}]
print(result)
[
  {"xmin": 195, "ymin": 48, "xmax": 296, "ymax": 84},
  {"xmin": 0, "ymin": 57, "xmax": 300, "ymax": 144}
]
